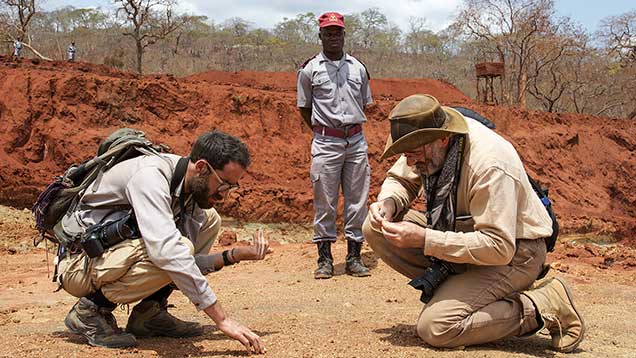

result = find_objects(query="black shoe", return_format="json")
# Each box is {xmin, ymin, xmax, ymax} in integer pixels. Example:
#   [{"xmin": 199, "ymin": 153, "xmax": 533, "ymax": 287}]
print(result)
[
  {"xmin": 65, "ymin": 297, "xmax": 137, "ymax": 348},
  {"xmin": 314, "ymin": 241, "xmax": 334, "ymax": 279},
  {"xmin": 345, "ymin": 241, "xmax": 370, "ymax": 277}
]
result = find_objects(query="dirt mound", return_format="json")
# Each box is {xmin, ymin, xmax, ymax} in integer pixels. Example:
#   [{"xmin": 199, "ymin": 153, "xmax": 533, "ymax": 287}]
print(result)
[{"xmin": 1, "ymin": 56, "xmax": 635, "ymax": 246}]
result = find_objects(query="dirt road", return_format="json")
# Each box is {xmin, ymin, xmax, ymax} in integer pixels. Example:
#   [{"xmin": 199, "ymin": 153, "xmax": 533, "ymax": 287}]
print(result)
[{"xmin": 1, "ymin": 207, "xmax": 635, "ymax": 357}]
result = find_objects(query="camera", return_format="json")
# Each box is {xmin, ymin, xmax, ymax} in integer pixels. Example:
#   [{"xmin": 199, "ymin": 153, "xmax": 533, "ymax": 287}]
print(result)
[
  {"xmin": 79, "ymin": 218, "xmax": 138, "ymax": 258},
  {"xmin": 408, "ymin": 258, "xmax": 455, "ymax": 303}
]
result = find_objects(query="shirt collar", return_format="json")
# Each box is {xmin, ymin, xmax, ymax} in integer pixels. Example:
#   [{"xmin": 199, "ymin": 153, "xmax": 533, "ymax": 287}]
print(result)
[{"xmin": 317, "ymin": 52, "xmax": 352, "ymax": 65}]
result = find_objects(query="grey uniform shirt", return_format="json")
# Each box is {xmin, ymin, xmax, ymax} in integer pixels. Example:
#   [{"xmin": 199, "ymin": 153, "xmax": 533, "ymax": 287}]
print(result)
[
  {"xmin": 297, "ymin": 52, "xmax": 373, "ymax": 128},
  {"xmin": 64, "ymin": 153, "xmax": 216, "ymax": 310}
]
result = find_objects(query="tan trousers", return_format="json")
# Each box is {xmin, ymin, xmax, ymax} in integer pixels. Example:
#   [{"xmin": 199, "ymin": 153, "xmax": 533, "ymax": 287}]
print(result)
[
  {"xmin": 58, "ymin": 208, "xmax": 221, "ymax": 304},
  {"xmin": 362, "ymin": 209, "xmax": 545, "ymax": 348}
]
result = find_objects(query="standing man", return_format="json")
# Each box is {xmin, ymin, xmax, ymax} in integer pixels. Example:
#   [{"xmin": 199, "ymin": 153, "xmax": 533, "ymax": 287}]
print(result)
[
  {"xmin": 13, "ymin": 38, "xmax": 23, "ymax": 59},
  {"xmin": 56, "ymin": 130, "xmax": 269, "ymax": 354},
  {"xmin": 363, "ymin": 94, "xmax": 584, "ymax": 352},
  {"xmin": 297, "ymin": 12, "xmax": 373, "ymax": 279},
  {"xmin": 68, "ymin": 42, "xmax": 76, "ymax": 62}
]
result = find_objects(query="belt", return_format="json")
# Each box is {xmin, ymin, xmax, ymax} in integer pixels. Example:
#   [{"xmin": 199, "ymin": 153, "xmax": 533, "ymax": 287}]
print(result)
[{"xmin": 313, "ymin": 124, "xmax": 362, "ymax": 139}]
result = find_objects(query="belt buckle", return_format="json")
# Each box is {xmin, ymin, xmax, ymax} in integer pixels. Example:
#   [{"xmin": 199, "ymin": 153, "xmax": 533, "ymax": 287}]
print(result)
[{"xmin": 343, "ymin": 126, "xmax": 350, "ymax": 138}]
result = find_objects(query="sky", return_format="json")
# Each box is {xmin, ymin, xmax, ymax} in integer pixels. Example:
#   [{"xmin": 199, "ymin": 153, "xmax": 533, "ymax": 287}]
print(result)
[{"xmin": 42, "ymin": 0, "xmax": 635, "ymax": 33}]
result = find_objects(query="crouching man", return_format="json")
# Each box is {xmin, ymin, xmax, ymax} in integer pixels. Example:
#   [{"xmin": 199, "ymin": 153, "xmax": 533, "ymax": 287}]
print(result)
[
  {"xmin": 363, "ymin": 94, "xmax": 585, "ymax": 352},
  {"xmin": 56, "ymin": 130, "xmax": 270, "ymax": 354}
]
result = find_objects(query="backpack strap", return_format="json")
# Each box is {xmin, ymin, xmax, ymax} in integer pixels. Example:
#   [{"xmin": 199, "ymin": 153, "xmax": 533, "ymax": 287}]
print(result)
[
  {"xmin": 171, "ymin": 157, "xmax": 189, "ymax": 194},
  {"xmin": 171, "ymin": 157, "xmax": 190, "ymax": 225}
]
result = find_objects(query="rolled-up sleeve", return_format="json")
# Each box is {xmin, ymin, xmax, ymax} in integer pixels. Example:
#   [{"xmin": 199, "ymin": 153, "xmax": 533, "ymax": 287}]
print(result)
[
  {"xmin": 297, "ymin": 69, "xmax": 312, "ymax": 108},
  {"xmin": 424, "ymin": 166, "xmax": 518, "ymax": 266},
  {"xmin": 125, "ymin": 167, "xmax": 217, "ymax": 310}
]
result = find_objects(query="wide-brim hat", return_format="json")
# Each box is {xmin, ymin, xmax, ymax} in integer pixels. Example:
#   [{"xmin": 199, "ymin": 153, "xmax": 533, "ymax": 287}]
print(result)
[{"xmin": 380, "ymin": 94, "xmax": 468, "ymax": 160}]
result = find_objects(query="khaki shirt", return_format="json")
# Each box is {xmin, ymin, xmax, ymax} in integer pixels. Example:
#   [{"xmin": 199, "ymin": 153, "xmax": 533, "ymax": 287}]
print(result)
[
  {"xmin": 378, "ymin": 117, "xmax": 553, "ymax": 266},
  {"xmin": 62, "ymin": 154, "xmax": 216, "ymax": 310},
  {"xmin": 297, "ymin": 52, "xmax": 373, "ymax": 127}
]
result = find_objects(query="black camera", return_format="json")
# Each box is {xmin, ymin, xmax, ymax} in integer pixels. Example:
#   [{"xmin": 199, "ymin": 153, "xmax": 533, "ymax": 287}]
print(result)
[
  {"xmin": 408, "ymin": 258, "xmax": 455, "ymax": 303},
  {"xmin": 80, "ymin": 218, "xmax": 138, "ymax": 258}
]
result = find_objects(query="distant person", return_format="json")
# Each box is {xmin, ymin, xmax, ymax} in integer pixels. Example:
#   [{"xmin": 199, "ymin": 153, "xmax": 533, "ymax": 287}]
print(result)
[
  {"xmin": 297, "ymin": 12, "xmax": 373, "ymax": 279},
  {"xmin": 68, "ymin": 42, "xmax": 76, "ymax": 62},
  {"xmin": 56, "ymin": 130, "xmax": 270, "ymax": 354},
  {"xmin": 13, "ymin": 38, "xmax": 23, "ymax": 59},
  {"xmin": 364, "ymin": 94, "xmax": 584, "ymax": 352}
]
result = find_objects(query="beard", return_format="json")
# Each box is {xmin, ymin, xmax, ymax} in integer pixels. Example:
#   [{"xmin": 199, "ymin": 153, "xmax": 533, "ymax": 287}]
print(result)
[
  {"xmin": 415, "ymin": 156, "xmax": 445, "ymax": 176},
  {"xmin": 188, "ymin": 175, "xmax": 223, "ymax": 209}
]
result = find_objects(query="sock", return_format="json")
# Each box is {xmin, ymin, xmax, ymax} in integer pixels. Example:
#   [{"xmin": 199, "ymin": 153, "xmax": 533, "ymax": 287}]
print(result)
[{"xmin": 86, "ymin": 289, "xmax": 116, "ymax": 309}]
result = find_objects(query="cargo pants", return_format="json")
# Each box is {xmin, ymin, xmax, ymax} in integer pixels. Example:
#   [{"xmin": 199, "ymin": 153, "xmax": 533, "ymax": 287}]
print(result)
[
  {"xmin": 362, "ymin": 209, "xmax": 544, "ymax": 348},
  {"xmin": 311, "ymin": 131, "xmax": 370, "ymax": 243},
  {"xmin": 57, "ymin": 208, "xmax": 221, "ymax": 304}
]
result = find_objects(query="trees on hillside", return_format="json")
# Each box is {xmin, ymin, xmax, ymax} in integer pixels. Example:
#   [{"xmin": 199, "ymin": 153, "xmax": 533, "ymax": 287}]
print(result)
[
  {"xmin": 0, "ymin": 3, "xmax": 633, "ymax": 119},
  {"xmin": 115, "ymin": 0, "xmax": 187, "ymax": 74},
  {"xmin": 0, "ymin": 0, "xmax": 50, "ymax": 59}
]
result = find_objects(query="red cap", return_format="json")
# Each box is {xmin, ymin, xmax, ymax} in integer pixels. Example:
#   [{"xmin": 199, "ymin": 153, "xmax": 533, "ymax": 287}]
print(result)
[{"xmin": 319, "ymin": 12, "xmax": 345, "ymax": 28}]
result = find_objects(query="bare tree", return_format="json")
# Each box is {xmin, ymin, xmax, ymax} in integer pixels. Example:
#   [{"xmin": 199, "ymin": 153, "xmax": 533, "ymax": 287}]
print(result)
[
  {"xmin": 0, "ymin": 0, "xmax": 50, "ymax": 59},
  {"xmin": 115, "ymin": 0, "xmax": 186, "ymax": 74},
  {"xmin": 454, "ymin": 0, "xmax": 569, "ymax": 108}
]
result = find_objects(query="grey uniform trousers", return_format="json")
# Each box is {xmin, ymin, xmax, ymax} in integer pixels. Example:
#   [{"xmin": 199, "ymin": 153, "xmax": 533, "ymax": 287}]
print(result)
[
  {"xmin": 362, "ymin": 209, "xmax": 544, "ymax": 348},
  {"xmin": 311, "ymin": 131, "xmax": 370, "ymax": 243}
]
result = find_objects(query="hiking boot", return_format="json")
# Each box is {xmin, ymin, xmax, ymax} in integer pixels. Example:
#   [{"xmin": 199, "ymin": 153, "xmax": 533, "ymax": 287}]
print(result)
[
  {"xmin": 64, "ymin": 297, "xmax": 137, "ymax": 348},
  {"xmin": 314, "ymin": 241, "xmax": 334, "ymax": 279},
  {"xmin": 126, "ymin": 300, "xmax": 203, "ymax": 338},
  {"xmin": 523, "ymin": 277, "xmax": 586, "ymax": 352},
  {"xmin": 345, "ymin": 241, "xmax": 370, "ymax": 277}
]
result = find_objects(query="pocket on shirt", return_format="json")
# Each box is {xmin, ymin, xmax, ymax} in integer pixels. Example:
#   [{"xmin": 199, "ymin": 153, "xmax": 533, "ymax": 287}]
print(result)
[
  {"xmin": 347, "ymin": 75, "xmax": 363, "ymax": 97},
  {"xmin": 312, "ymin": 75, "xmax": 333, "ymax": 100}
]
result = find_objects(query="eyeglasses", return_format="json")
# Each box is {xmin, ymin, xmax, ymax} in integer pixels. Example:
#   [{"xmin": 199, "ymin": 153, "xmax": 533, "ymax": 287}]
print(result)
[{"xmin": 203, "ymin": 161, "xmax": 240, "ymax": 193}]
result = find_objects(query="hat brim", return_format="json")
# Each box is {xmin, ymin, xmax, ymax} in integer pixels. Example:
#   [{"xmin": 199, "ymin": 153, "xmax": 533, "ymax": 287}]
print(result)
[{"xmin": 380, "ymin": 107, "xmax": 467, "ymax": 160}]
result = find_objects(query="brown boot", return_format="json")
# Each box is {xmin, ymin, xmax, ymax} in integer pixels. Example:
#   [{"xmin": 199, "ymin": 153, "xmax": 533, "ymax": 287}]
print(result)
[
  {"xmin": 314, "ymin": 241, "xmax": 334, "ymax": 279},
  {"xmin": 523, "ymin": 277, "xmax": 585, "ymax": 352},
  {"xmin": 65, "ymin": 297, "xmax": 137, "ymax": 348},
  {"xmin": 345, "ymin": 241, "xmax": 370, "ymax": 277},
  {"xmin": 126, "ymin": 300, "xmax": 203, "ymax": 338}
]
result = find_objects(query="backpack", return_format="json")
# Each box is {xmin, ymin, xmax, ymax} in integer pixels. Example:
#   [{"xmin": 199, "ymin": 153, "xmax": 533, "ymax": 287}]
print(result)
[
  {"xmin": 31, "ymin": 128, "xmax": 170, "ymax": 246},
  {"xmin": 452, "ymin": 107, "xmax": 559, "ymax": 252}
]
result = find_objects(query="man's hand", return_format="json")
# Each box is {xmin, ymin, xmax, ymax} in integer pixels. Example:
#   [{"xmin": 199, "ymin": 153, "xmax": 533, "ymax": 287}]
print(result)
[
  {"xmin": 233, "ymin": 228, "xmax": 274, "ymax": 261},
  {"xmin": 381, "ymin": 220, "xmax": 427, "ymax": 248},
  {"xmin": 204, "ymin": 302, "xmax": 266, "ymax": 355},
  {"xmin": 369, "ymin": 198, "xmax": 397, "ymax": 230},
  {"xmin": 217, "ymin": 317, "xmax": 266, "ymax": 355}
]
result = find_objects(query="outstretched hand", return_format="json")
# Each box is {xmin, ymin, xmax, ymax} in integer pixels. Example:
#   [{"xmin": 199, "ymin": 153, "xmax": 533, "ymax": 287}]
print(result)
[{"xmin": 234, "ymin": 228, "xmax": 274, "ymax": 261}]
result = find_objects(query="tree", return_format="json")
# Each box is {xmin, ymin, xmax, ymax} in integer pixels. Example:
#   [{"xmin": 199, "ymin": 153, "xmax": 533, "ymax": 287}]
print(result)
[
  {"xmin": 598, "ymin": 10, "xmax": 636, "ymax": 118},
  {"xmin": 454, "ymin": 0, "xmax": 574, "ymax": 108},
  {"xmin": 599, "ymin": 10, "xmax": 636, "ymax": 65},
  {"xmin": 115, "ymin": 0, "xmax": 186, "ymax": 74},
  {"xmin": 273, "ymin": 12, "xmax": 316, "ymax": 44},
  {"xmin": 0, "ymin": 0, "xmax": 50, "ymax": 59}
]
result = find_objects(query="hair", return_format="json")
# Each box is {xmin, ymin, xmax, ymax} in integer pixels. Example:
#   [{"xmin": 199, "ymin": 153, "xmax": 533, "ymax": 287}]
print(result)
[{"xmin": 190, "ymin": 130, "xmax": 251, "ymax": 170}]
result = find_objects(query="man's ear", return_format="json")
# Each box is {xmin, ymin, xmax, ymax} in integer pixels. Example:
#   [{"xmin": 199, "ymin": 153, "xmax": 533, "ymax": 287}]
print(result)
[{"xmin": 193, "ymin": 160, "xmax": 209, "ymax": 176}]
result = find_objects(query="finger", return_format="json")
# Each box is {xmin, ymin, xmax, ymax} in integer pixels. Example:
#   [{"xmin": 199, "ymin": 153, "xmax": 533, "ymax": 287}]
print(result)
[
  {"xmin": 236, "ymin": 334, "xmax": 252, "ymax": 354},
  {"xmin": 381, "ymin": 220, "xmax": 400, "ymax": 234},
  {"xmin": 248, "ymin": 334, "xmax": 264, "ymax": 354}
]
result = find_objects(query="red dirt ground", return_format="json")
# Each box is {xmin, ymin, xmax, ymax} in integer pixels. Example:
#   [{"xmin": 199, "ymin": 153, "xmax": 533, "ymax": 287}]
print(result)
[
  {"xmin": 0, "ymin": 57, "xmax": 635, "ymax": 357},
  {"xmin": 1, "ymin": 56, "xmax": 634, "ymax": 248}
]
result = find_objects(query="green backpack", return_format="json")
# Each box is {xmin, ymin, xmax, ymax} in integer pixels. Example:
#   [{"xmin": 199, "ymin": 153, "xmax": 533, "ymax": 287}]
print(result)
[{"xmin": 31, "ymin": 128, "xmax": 169, "ymax": 247}]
